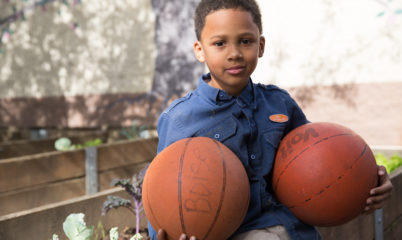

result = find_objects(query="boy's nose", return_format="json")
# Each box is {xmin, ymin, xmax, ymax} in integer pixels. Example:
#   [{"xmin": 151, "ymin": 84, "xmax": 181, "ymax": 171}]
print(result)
[{"xmin": 227, "ymin": 45, "xmax": 243, "ymax": 60}]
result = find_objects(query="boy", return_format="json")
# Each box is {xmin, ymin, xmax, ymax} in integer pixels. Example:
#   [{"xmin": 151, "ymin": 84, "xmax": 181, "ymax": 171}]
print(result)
[{"xmin": 150, "ymin": 0, "xmax": 393, "ymax": 239}]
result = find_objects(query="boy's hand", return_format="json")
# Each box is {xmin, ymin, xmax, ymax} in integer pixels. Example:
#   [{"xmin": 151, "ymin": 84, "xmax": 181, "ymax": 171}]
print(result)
[
  {"xmin": 363, "ymin": 165, "xmax": 393, "ymax": 214},
  {"xmin": 157, "ymin": 229, "xmax": 196, "ymax": 240}
]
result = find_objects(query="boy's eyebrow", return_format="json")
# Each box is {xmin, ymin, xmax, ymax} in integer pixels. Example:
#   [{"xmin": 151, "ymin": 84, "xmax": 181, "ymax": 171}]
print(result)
[{"xmin": 209, "ymin": 32, "xmax": 258, "ymax": 40}]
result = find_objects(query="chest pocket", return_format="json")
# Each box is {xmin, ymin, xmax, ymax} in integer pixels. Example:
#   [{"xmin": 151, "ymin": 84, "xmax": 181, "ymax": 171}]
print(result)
[
  {"xmin": 263, "ymin": 124, "xmax": 286, "ymax": 149},
  {"xmin": 195, "ymin": 116, "xmax": 237, "ymax": 142}
]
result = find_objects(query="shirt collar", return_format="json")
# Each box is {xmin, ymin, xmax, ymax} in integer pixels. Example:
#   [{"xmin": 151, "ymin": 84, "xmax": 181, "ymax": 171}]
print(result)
[{"xmin": 197, "ymin": 73, "xmax": 255, "ymax": 108}]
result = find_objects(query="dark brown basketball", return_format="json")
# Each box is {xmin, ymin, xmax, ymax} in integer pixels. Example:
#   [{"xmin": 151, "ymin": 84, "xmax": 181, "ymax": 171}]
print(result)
[
  {"xmin": 142, "ymin": 137, "xmax": 250, "ymax": 240},
  {"xmin": 272, "ymin": 122, "xmax": 378, "ymax": 226}
]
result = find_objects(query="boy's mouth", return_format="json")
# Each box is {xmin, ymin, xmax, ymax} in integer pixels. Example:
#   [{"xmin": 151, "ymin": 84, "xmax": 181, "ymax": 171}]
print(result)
[{"xmin": 226, "ymin": 66, "xmax": 246, "ymax": 75}]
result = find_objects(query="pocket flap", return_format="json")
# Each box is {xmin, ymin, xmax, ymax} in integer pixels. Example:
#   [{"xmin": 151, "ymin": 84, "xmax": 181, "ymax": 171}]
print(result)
[
  {"xmin": 263, "ymin": 128, "xmax": 285, "ymax": 149},
  {"xmin": 197, "ymin": 116, "xmax": 237, "ymax": 142}
]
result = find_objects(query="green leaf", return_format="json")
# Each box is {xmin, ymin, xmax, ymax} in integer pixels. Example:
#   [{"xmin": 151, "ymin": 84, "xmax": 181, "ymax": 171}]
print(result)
[
  {"xmin": 55, "ymin": 137, "xmax": 73, "ymax": 151},
  {"xmin": 395, "ymin": 9, "xmax": 402, "ymax": 14},
  {"xmin": 377, "ymin": 11, "xmax": 385, "ymax": 17},
  {"xmin": 131, "ymin": 233, "xmax": 144, "ymax": 240},
  {"xmin": 63, "ymin": 213, "xmax": 94, "ymax": 240},
  {"xmin": 109, "ymin": 227, "xmax": 119, "ymax": 240}
]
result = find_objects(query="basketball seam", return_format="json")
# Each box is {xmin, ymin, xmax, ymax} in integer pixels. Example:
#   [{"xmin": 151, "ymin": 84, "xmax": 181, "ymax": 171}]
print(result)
[
  {"xmin": 273, "ymin": 133, "xmax": 352, "ymax": 192},
  {"xmin": 201, "ymin": 139, "xmax": 227, "ymax": 240},
  {"xmin": 286, "ymin": 144, "xmax": 368, "ymax": 209},
  {"xmin": 178, "ymin": 138, "xmax": 192, "ymax": 236}
]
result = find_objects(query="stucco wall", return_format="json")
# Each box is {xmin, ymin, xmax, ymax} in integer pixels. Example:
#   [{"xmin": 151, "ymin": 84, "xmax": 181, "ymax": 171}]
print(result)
[{"xmin": 0, "ymin": 0, "xmax": 203, "ymax": 127}]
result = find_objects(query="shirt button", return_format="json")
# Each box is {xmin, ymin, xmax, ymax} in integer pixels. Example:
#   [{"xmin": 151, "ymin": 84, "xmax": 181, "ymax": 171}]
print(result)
[
  {"xmin": 250, "ymin": 154, "xmax": 256, "ymax": 160},
  {"xmin": 214, "ymin": 133, "xmax": 220, "ymax": 139},
  {"xmin": 219, "ymin": 92, "xmax": 224, "ymax": 97}
]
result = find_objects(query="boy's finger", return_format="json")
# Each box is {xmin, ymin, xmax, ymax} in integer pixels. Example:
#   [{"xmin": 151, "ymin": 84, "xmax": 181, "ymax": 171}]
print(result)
[
  {"xmin": 367, "ymin": 191, "xmax": 392, "ymax": 205},
  {"xmin": 377, "ymin": 165, "xmax": 387, "ymax": 176},
  {"xmin": 157, "ymin": 229, "xmax": 166, "ymax": 240},
  {"xmin": 370, "ymin": 180, "xmax": 393, "ymax": 195}
]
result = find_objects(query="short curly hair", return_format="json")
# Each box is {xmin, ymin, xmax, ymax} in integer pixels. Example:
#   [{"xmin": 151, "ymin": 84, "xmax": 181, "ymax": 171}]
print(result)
[{"xmin": 194, "ymin": 0, "xmax": 263, "ymax": 40}]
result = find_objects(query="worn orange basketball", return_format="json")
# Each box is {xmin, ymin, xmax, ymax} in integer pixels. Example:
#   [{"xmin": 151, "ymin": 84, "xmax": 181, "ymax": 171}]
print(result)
[
  {"xmin": 142, "ymin": 137, "xmax": 250, "ymax": 240},
  {"xmin": 272, "ymin": 122, "xmax": 378, "ymax": 226}
]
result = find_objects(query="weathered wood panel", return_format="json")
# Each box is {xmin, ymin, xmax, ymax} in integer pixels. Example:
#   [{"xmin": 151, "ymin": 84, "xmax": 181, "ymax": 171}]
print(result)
[
  {"xmin": 0, "ymin": 161, "xmax": 149, "ymax": 216},
  {"xmin": 0, "ymin": 138, "xmax": 157, "ymax": 216},
  {"xmin": 0, "ymin": 138, "xmax": 157, "ymax": 193},
  {"xmin": 0, "ymin": 188, "xmax": 147, "ymax": 240},
  {"xmin": 0, "ymin": 133, "xmax": 107, "ymax": 159},
  {"xmin": 0, "ymin": 150, "xmax": 85, "ymax": 193}
]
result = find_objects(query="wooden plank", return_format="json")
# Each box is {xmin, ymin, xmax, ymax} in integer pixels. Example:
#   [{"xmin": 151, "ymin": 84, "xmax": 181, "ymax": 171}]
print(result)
[
  {"xmin": 0, "ymin": 137, "xmax": 157, "ymax": 193},
  {"xmin": 97, "ymin": 137, "xmax": 157, "ymax": 171},
  {"xmin": 85, "ymin": 146, "xmax": 99, "ymax": 194},
  {"xmin": 0, "ymin": 188, "xmax": 148, "ymax": 240},
  {"xmin": 0, "ymin": 135, "xmax": 106, "ymax": 159},
  {"xmin": 384, "ymin": 214, "xmax": 402, "ymax": 240},
  {"xmin": 318, "ymin": 213, "xmax": 374, "ymax": 240},
  {"xmin": 0, "ymin": 138, "xmax": 56, "ymax": 159},
  {"xmin": 0, "ymin": 150, "xmax": 85, "ymax": 193},
  {"xmin": 0, "ymin": 178, "xmax": 84, "ymax": 216},
  {"xmin": 382, "ymin": 167, "xmax": 402, "ymax": 228},
  {"xmin": 0, "ymin": 161, "xmax": 149, "ymax": 216}
]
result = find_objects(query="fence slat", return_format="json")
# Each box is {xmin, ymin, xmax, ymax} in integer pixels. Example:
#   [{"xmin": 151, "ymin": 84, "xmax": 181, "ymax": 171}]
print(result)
[{"xmin": 85, "ymin": 147, "xmax": 98, "ymax": 194}]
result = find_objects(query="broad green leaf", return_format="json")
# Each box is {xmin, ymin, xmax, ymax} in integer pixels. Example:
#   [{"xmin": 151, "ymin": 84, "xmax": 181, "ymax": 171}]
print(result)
[
  {"xmin": 55, "ymin": 137, "xmax": 72, "ymax": 151},
  {"xmin": 63, "ymin": 213, "xmax": 94, "ymax": 240},
  {"xmin": 131, "ymin": 233, "xmax": 144, "ymax": 240},
  {"xmin": 109, "ymin": 227, "xmax": 119, "ymax": 240}
]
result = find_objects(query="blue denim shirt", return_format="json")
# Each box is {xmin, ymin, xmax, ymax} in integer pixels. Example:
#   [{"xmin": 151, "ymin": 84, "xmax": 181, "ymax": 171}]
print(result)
[{"xmin": 148, "ymin": 73, "xmax": 321, "ymax": 240}]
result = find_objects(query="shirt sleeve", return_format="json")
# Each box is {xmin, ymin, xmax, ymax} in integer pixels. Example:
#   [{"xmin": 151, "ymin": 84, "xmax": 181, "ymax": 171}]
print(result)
[
  {"xmin": 156, "ymin": 112, "xmax": 187, "ymax": 153},
  {"xmin": 287, "ymin": 97, "xmax": 309, "ymax": 134}
]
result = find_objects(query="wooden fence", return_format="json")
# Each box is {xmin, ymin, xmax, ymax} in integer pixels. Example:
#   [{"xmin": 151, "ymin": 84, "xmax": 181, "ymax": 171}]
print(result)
[
  {"xmin": 0, "ymin": 137, "xmax": 158, "ymax": 216},
  {"xmin": 0, "ymin": 132, "xmax": 108, "ymax": 159}
]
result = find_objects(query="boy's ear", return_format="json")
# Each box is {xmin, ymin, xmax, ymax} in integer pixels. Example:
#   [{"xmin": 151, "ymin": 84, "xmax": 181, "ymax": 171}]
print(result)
[
  {"xmin": 193, "ymin": 41, "xmax": 205, "ymax": 62},
  {"xmin": 259, "ymin": 36, "xmax": 265, "ymax": 58}
]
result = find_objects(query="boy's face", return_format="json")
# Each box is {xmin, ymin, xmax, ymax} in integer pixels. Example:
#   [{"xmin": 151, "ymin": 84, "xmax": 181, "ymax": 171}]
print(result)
[{"xmin": 194, "ymin": 9, "xmax": 265, "ymax": 96}]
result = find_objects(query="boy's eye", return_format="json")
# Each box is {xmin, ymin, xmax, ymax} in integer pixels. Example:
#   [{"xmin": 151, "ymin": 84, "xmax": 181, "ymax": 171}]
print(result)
[
  {"xmin": 240, "ymin": 39, "xmax": 251, "ymax": 44},
  {"xmin": 214, "ymin": 41, "xmax": 225, "ymax": 47}
]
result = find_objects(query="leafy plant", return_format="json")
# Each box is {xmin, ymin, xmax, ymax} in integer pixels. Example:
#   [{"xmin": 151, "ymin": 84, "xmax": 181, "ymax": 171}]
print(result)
[
  {"xmin": 51, "ymin": 213, "xmax": 94, "ymax": 240},
  {"xmin": 121, "ymin": 120, "xmax": 148, "ymax": 140},
  {"xmin": 52, "ymin": 213, "xmax": 142, "ymax": 240},
  {"xmin": 375, "ymin": 153, "xmax": 402, "ymax": 173},
  {"xmin": 102, "ymin": 166, "xmax": 147, "ymax": 238},
  {"xmin": 54, "ymin": 137, "xmax": 102, "ymax": 151}
]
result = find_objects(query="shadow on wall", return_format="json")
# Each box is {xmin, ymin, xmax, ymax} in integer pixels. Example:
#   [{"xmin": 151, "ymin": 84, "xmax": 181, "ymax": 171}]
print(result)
[
  {"xmin": 150, "ymin": 0, "xmax": 204, "ymax": 103},
  {"xmin": 0, "ymin": 0, "xmax": 205, "ymax": 128}
]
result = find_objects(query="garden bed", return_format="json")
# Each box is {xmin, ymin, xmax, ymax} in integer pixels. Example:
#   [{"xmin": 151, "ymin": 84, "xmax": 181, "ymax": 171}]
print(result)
[{"xmin": 0, "ymin": 137, "xmax": 157, "ymax": 216}]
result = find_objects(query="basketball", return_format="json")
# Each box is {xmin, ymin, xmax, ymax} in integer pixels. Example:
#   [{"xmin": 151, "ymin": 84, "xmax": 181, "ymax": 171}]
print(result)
[
  {"xmin": 142, "ymin": 137, "xmax": 250, "ymax": 240},
  {"xmin": 272, "ymin": 122, "xmax": 378, "ymax": 227}
]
